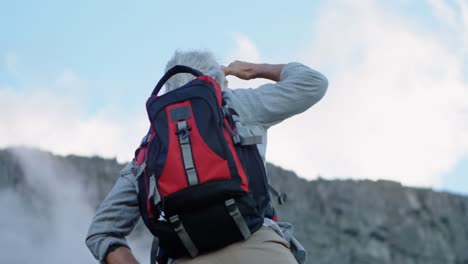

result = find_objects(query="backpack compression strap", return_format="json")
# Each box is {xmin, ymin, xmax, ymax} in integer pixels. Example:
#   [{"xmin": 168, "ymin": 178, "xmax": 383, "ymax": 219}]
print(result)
[{"xmin": 152, "ymin": 65, "xmax": 203, "ymax": 96}]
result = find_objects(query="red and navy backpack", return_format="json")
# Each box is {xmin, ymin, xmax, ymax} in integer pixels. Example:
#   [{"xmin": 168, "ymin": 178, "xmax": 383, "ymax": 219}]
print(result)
[{"xmin": 134, "ymin": 65, "xmax": 278, "ymax": 261}]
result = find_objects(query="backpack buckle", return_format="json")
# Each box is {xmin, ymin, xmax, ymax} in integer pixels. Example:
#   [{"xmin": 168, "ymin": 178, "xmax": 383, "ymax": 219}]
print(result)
[
  {"xmin": 278, "ymin": 193, "xmax": 288, "ymax": 205},
  {"xmin": 232, "ymin": 126, "xmax": 263, "ymax": 145},
  {"xmin": 176, "ymin": 122, "xmax": 192, "ymax": 138}
]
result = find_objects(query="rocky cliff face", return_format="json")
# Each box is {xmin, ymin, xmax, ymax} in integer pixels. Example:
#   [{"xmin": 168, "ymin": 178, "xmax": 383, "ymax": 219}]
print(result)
[
  {"xmin": 1, "ymin": 147, "xmax": 467, "ymax": 264},
  {"xmin": 267, "ymin": 164, "xmax": 468, "ymax": 264}
]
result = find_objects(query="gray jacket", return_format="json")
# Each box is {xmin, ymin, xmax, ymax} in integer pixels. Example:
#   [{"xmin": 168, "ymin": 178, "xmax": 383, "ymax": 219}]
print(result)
[{"xmin": 86, "ymin": 62, "xmax": 328, "ymax": 263}]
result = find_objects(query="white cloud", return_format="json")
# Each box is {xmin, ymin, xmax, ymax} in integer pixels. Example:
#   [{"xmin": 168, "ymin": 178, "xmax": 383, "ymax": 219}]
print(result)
[
  {"xmin": 264, "ymin": 0, "xmax": 468, "ymax": 188},
  {"xmin": 2, "ymin": 1, "xmax": 467, "ymax": 191},
  {"xmin": 229, "ymin": 33, "xmax": 261, "ymax": 63},
  {"xmin": 224, "ymin": 33, "xmax": 273, "ymax": 89},
  {"xmin": 0, "ymin": 72, "xmax": 148, "ymax": 162},
  {"xmin": 456, "ymin": 0, "xmax": 468, "ymax": 56},
  {"xmin": 427, "ymin": 0, "xmax": 458, "ymax": 28},
  {"xmin": 427, "ymin": 0, "xmax": 468, "ymax": 56}
]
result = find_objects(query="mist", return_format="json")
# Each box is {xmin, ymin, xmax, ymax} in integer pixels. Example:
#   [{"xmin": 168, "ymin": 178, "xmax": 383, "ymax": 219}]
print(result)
[{"xmin": 0, "ymin": 148, "xmax": 150, "ymax": 264}]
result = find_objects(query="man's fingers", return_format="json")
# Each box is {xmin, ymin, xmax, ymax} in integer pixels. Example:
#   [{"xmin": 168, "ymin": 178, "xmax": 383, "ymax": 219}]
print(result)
[
  {"xmin": 222, "ymin": 65, "xmax": 238, "ymax": 77},
  {"xmin": 221, "ymin": 65, "xmax": 231, "ymax": 76}
]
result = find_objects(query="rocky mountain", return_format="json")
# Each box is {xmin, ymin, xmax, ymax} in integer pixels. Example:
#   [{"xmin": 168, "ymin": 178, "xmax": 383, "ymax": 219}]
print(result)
[{"xmin": 1, "ymin": 147, "xmax": 467, "ymax": 264}]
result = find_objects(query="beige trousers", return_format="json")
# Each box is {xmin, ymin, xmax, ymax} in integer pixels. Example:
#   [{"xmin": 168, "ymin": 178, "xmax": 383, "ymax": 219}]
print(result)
[{"xmin": 172, "ymin": 227, "xmax": 298, "ymax": 264}]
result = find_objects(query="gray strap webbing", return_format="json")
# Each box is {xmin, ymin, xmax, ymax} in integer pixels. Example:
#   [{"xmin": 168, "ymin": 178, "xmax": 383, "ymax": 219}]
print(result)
[
  {"xmin": 149, "ymin": 173, "xmax": 161, "ymax": 205},
  {"xmin": 121, "ymin": 160, "xmax": 146, "ymax": 194},
  {"xmin": 230, "ymin": 115, "xmax": 263, "ymax": 146},
  {"xmin": 149, "ymin": 174, "xmax": 156, "ymax": 198},
  {"xmin": 177, "ymin": 121, "xmax": 199, "ymax": 186},
  {"xmin": 225, "ymin": 199, "xmax": 251, "ymax": 240},
  {"xmin": 169, "ymin": 215, "xmax": 199, "ymax": 257},
  {"xmin": 136, "ymin": 161, "xmax": 146, "ymax": 178}
]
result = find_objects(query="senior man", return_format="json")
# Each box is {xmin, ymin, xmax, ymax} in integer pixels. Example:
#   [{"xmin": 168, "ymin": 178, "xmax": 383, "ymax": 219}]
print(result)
[{"xmin": 86, "ymin": 50, "xmax": 328, "ymax": 264}]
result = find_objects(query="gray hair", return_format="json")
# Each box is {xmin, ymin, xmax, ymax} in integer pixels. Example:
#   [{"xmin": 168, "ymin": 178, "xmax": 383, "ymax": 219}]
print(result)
[{"xmin": 164, "ymin": 50, "xmax": 226, "ymax": 93}]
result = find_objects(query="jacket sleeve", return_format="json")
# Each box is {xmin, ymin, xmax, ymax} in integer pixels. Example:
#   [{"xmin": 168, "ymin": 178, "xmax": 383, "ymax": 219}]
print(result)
[
  {"xmin": 231, "ymin": 62, "xmax": 328, "ymax": 129},
  {"xmin": 85, "ymin": 167, "xmax": 141, "ymax": 263}
]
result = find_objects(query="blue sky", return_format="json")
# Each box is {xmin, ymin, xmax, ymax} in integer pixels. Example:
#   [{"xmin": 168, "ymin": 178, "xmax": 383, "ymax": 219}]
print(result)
[
  {"xmin": 1, "ymin": 0, "xmax": 467, "ymax": 196},
  {"xmin": 1, "ymin": 0, "xmax": 324, "ymax": 113}
]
